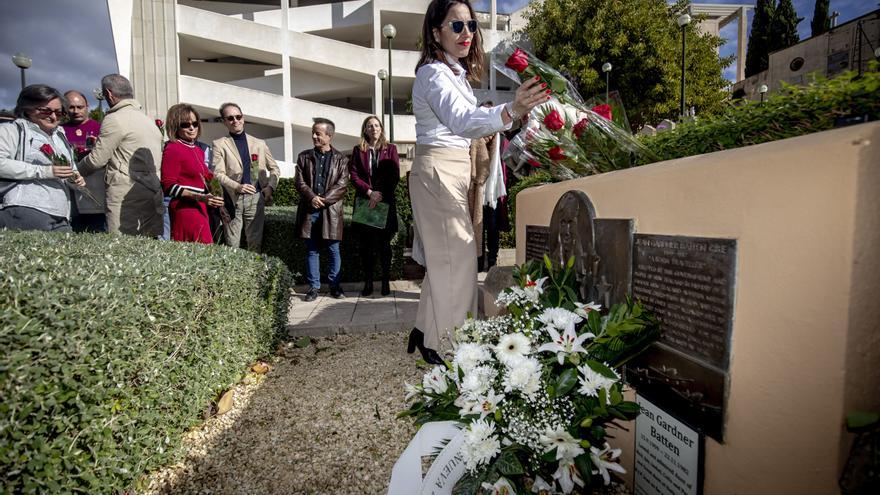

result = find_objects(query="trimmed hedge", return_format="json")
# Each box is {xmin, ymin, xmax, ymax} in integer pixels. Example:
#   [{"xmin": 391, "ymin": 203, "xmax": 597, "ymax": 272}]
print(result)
[
  {"xmin": 638, "ymin": 67, "xmax": 880, "ymax": 163},
  {"xmin": 263, "ymin": 178, "xmax": 412, "ymax": 283},
  {"xmin": 0, "ymin": 231, "xmax": 293, "ymax": 494}
]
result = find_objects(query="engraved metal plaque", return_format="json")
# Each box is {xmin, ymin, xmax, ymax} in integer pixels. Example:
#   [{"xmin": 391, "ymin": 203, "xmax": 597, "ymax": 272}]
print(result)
[
  {"xmin": 626, "ymin": 343, "xmax": 726, "ymax": 442},
  {"xmin": 631, "ymin": 235, "xmax": 737, "ymax": 370},
  {"xmin": 525, "ymin": 225, "xmax": 550, "ymax": 262},
  {"xmin": 593, "ymin": 218, "xmax": 634, "ymax": 308},
  {"xmin": 548, "ymin": 191, "xmax": 598, "ymax": 303}
]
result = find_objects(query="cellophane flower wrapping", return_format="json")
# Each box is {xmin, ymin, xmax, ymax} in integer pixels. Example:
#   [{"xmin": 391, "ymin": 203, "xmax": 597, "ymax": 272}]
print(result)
[
  {"xmin": 399, "ymin": 256, "xmax": 661, "ymax": 494},
  {"xmin": 492, "ymin": 42, "xmax": 657, "ymax": 180}
]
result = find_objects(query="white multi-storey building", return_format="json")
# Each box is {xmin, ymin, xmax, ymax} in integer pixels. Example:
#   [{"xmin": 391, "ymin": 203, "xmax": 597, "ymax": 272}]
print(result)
[{"xmin": 106, "ymin": 0, "xmax": 527, "ymax": 173}]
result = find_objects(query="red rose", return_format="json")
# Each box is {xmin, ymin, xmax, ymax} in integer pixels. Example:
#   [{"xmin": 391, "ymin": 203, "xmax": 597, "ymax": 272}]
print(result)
[
  {"xmin": 542, "ymin": 109, "xmax": 565, "ymax": 131},
  {"xmin": 527, "ymin": 158, "xmax": 542, "ymax": 168},
  {"xmin": 591, "ymin": 104, "xmax": 613, "ymax": 121},
  {"xmin": 548, "ymin": 146, "xmax": 566, "ymax": 161},
  {"xmin": 505, "ymin": 48, "xmax": 529, "ymax": 73},
  {"xmin": 573, "ymin": 118, "xmax": 588, "ymax": 138},
  {"xmin": 40, "ymin": 143, "xmax": 55, "ymax": 157},
  {"xmin": 204, "ymin": 171, "xmax": 215, "ymax": 181},
  {"xmin": 251, "ymin": 153, "xmax": 258, "ymax": 162},
  {"xmin": 155, "ymin": 119, "xmax": 163, "ymax": 128}
]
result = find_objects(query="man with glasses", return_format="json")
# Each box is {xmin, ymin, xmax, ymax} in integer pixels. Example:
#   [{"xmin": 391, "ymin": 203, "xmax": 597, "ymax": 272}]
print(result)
[
  {"xmin": 77, "ymin": 74, "xmax": 164, "ymax": 237},
  {"xmin": 212, "ymin": 102, "xmax": 280, "ymax": 251},
  {"xmin": 62, "ymin": 90, "xmax": 106, "ymax": 232}
]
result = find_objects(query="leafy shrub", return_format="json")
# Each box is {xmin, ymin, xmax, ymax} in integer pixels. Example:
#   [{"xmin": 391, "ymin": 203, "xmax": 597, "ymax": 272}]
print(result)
[
  {"xmin": 0, "ymin": 231, "xmax": 293, "ymax": 494},
  {"xmin": 638, "ymin": 67, "xmax": 880, "ymax": 163}
]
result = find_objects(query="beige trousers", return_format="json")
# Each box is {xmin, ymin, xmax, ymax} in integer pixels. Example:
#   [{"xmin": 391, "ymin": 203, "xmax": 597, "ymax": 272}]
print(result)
[
  {"xmin": 409, "ymin": 145, "xmax": 478, "ymax": 351},
  {"xmin": 225, "ymin": 192, "xmax": 265, "ymax": 251}
]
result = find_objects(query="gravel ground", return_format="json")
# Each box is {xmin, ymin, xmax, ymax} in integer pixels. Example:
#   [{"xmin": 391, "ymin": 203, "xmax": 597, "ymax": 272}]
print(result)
[{"xmin": 143, "ymin": 332, "xmax": 423, "ymax": 495}]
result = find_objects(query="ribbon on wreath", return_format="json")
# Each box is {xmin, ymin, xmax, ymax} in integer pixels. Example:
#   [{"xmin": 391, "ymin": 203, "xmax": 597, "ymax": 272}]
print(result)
[{"xmin": 387, "ymin": 421, "xmax": 467, "ymax": 495}]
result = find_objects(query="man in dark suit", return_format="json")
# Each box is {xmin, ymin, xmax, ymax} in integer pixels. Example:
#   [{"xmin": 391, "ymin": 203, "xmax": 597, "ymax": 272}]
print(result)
[{"xmin": 294, "ymin": 117, "xmax": 349, "ymax": 301}]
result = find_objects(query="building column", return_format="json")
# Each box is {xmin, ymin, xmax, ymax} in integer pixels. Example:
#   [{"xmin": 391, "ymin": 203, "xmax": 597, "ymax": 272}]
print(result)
[
  {"xmin": 737, "ymin": 7, "xmax": 747, "ymax": 82},
  {"xmin": 281, "ymin": 0, "xmax": 292, "ymax": 162},
  {"xmin": 130, "ymin": 0, "xmax": 179, "ymax": 120}
]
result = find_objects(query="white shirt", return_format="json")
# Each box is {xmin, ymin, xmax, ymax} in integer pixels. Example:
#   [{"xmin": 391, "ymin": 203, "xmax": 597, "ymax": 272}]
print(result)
[{"xmin": 412, "ymin": 58, "xmax": 510, "ymax": 148}]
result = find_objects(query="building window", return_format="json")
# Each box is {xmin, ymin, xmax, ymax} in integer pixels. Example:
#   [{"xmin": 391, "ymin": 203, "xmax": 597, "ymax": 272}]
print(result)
[{"xmin": 789, "ymin": 57, "xmax": 805, "ymax": 72}]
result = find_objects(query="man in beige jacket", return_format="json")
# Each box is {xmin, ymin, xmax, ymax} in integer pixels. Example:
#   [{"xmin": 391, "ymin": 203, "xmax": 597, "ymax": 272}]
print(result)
[
  {"xmin": 78, "ymin": 74, "xmax": 164, "ymax": 237},
  {"xmin": 212, "ymin": 102, "xmax": 280, "ymax": 251}
]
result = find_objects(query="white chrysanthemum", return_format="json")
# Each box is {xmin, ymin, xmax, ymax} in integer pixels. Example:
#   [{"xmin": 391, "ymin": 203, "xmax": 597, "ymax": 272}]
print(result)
[
  {"xmin": 539, "ymin": 427, "xmax": 585, "ymax": 462},
  {"xmin": 494, "ymin": 333, "xmax": 531, "ymax": 365},
  {"xmin": 454, "ymin": 342, "xmax": 492, "ymax": 373},
  {"xmin": 590, "ymin": 443, "xmax": 625, "ymax": 485},
  {"xmin": 577, "ymin": 364, "xmax": 616, "ymax": 400},
  {"xmin": 537, "ymin": 307, "xmax": 583, "ymax": 331},
  {"xmin": 502, "ymin": 357, "xmax": 542, "ymax": 398},
  {"xmin": 460, "ymin": 365, "xmax": 497, "ymax": 398},
  {"xmin": 422, "ymin": 365, "xmax": 449, "ymax": 395},
  {"xmin": 461, "ymin": 419, "xmax": 501, "ymax": 470},
  {"xmin": 573, "ymin": 301, "xmax": 602, "ymax": 319}
]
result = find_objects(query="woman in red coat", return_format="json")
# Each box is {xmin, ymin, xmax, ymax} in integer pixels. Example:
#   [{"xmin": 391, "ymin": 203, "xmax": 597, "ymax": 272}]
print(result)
[
  {"xmin": 160, "ymin": 104, "xmax": 223, "ymax": 243},
  {"xmin": 348, "ymin": 115, "xmax": 400, "ymax": 296}
]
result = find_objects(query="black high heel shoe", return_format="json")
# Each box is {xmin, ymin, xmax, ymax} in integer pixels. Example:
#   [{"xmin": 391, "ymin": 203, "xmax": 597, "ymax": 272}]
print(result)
[
  {"xmin": 407, "ymin": 328, "xmax": 424, "ymax": 354},
  {"xmin": 361, "ymin": 280, "xmax": 374, "ymax": 297},
  {"xmin": 421, "ymin": 347, "xmax": 444, "ymax": 365}
]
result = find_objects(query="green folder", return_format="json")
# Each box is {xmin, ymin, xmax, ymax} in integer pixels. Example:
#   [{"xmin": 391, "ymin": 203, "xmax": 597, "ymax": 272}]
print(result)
[{"xmin": 352, "ymin": 196, "xmax": 389, "ymax": 229}]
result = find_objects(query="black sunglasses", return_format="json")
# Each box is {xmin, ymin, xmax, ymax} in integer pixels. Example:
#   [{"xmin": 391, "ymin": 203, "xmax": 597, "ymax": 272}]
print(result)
[
  {"xmin": 225, "ymin": 114, "xmax": 243, "ymax": 122},
  {"xmin": 447, "ymin": 20, "xmax": 478, "ymax": 34},
  {"xmin": 179, "ymin": 121, "xmax": 199, "ymax": 130}
]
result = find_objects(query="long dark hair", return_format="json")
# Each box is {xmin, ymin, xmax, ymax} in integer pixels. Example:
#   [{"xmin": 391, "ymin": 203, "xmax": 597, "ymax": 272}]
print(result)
[
  {"xmin": 14, "ymin": 84, "xmax": 65, "ymax": 119},
  {"xmin": 416, "ymin": 0, "xmax": 484, "ymax": 83}
]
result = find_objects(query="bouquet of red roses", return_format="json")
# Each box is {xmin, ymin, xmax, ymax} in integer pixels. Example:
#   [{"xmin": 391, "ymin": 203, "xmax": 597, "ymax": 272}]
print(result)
[{"xmin": 494, "ymin": 41, "xmax": 584, "ymax": 106}]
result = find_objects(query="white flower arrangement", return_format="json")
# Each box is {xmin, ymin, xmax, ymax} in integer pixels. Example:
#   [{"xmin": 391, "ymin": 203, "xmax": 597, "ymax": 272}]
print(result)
[{"xmin": 400, "ymin": 256, "xmax": 661, "ymax": 494}]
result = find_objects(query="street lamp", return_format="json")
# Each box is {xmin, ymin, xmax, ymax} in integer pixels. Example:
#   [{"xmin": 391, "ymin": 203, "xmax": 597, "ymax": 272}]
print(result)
[
  {"xmin": 12, "ymin": 53, "xmax": 32, "ymax": 90},
  {"xmin": 382, "ymin": 23, "xmax": 397, "ymax": 142},
  {"xmin": 93, "ymin": 88, "xmax": 105, "ymax": 114},
  {"xmin": 601, "ymin": 62, "xmax": 612, "ymax": 102},
  {"xmin": 377, "ymin": 69, "xmax": 388, "ymax": 128},
  {"xmin": 758, "ymin": 84, "xmax": 768, "ymax": 105},
  {"xmin": 677, "ymin": 13, "xmax": 691, "ymax": 119}
]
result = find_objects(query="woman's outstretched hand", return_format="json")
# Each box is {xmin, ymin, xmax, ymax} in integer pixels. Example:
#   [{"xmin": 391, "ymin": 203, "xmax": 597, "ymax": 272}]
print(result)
[{"xmin": 506, "ymin": 76, "xmax": 550, "ymax": 123}]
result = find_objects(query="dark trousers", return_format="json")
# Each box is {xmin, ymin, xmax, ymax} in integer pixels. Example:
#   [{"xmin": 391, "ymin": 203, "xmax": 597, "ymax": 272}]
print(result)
[
  {"xmin": 0, "ymin": 206, "xmax": 71, "ymax": 232},
  {"xmin": 358, "ymin": 224, "xmax": 392, "ymax": 282},
  {"xmin": 479, "ymin": 205, "xmax": 500, "ymax": 271}
]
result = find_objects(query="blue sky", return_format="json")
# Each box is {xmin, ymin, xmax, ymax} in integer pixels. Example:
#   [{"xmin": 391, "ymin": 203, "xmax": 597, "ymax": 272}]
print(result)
[{"xmin": 0, "ymin": 1, "xmax": 874, "ymax": 110}]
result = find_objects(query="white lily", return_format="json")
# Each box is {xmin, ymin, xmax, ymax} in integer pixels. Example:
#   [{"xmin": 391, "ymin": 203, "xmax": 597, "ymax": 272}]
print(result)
[
  {"xmin": 573, "ymin": 301, "xmax": 602, "ymax": 319},
  {"xmin": 477, "ymin": 389, "xmax": 504, "ymax": 419},
  {"xmin": 481, "ymin": 476, "xmax": 517, "ymax": 495},
  {"xmin": 552, "ymin": 460, "xmax": 584, "ymax": 494},
  {"xmin": 422, "ymin": 365, "xmax": 449, "ymax": 395},
  {"xmin": 531, "ymin": 475, "xmax": 554, "ymax": 493},
  {"xmin": 522, "ymin": 275, "xmax": 548, "ymax": 303},
  {"xmin": 539, "ymin": 427, "xmax": 585, "ymax": 462},
  {"xmin": 590, "ymin": 443, "xmax": 625, "ymax": 485},
  {"xmin": 494, "ymin": 333, "xmax": 532, "ymax": 366},
  {"xmin": 403, "ymin": 381, "xmax": 420, "ymax": 401},
  {"xmin": 536, "ymin": 325, "xmax": 594, "ymax": 365},
  {"xmin": 577, "ymin": 364, "xmax": 616, "ymax": 400}
]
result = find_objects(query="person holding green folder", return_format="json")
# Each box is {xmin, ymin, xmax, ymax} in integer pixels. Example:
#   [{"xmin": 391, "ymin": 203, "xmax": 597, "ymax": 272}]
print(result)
[{"xmin": 348, "ymin": 115, "xmax": 400, "ymax": 297}]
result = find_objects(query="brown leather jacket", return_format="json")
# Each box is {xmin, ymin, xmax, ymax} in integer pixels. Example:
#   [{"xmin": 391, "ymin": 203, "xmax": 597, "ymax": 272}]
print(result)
[{"xmin": 294, "ymin": 147, "xmax": 349, "ymax": 240}]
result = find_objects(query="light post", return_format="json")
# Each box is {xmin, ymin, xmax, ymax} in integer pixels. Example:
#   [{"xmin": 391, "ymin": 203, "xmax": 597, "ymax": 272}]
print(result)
[
  {"xmin": 377, "ymin": 69, "xmax": 388, "ymax": 128},
  {"xmin": 601, "ymin": 62, "xmax": 612, "ymax": 102},
  {"xmin": 93, "ymin": 88, "xmax": 105, "ymax": 114},
  {"xmin": 677, "ymin": 13, "xmax": 691, "ymax": 120},
  {"xmin": 758, "ymin": 84, "xmax": 768, "ymax": 105},
  {"xmin": 12, "ymin": 53, "xmax": 32, "ymax": 90},
  {"xmin": 382, "ymin": 23, "xmax": 397, "ymax": 142}
]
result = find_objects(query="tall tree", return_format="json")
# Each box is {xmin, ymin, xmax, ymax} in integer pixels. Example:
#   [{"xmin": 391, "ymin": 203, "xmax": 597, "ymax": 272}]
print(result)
[
  {"xmin": 770, "ymin": 0, "xmax": 802, "ymax": 52},
  {"xmin": 524, "ymin": 0, "xmax": 731, "ymax": 129},
  {"xmin": 810, "ymin": 0, "xmax": 830, "ymax": 37},
  {"xmin": 745, "ymin": 0, "xmax": 775, "ymax": 77}
]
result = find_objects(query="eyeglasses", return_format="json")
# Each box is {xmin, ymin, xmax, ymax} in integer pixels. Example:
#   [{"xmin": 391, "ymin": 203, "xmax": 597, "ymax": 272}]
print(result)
[
  {"xmin": 224, "ymin": 114, "xmax": 243, "ymax": 122},
  {"xmin": 35, "ymin": 107, "xmax": 64, "ymax": 117},
  {"xmin": 447, "ymin": 20, "xmax": 478, "ymax": 34},
  {"xmin": 179, "ymin": 121, "xmax": 200, "ymax": 130}
]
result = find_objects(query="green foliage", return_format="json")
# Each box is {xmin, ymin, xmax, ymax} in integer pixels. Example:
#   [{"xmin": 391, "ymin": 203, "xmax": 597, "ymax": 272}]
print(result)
[
  {"xmin": 770, "ymin": 0, "xmax": 802, "ymax": 53},
  {"xmin": 500, "ymin": 170, "xmax": 555, "ymax": 249},
  {"xmin": 810, "ymin": 0, "xmax": 830, "ymax": 37},
  {"xmin": 745, "ymin": 0, "xmax": 775, "ymax": 77},
  {"xmin": 0, "ymin": 231, "xmax": 293, "ymax": 494},
  {"xmin": 637, "ymin": 66, "xmax": 880, "ymax": 163},
  {"xmin": 524, "ymin": 0, "xmax": 731, "ymax": 129}
]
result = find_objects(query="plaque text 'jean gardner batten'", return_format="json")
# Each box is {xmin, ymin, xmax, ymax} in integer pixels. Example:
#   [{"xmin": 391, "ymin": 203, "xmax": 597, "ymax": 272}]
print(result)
[{"xmin": 631, "ymin": 234, "xmax": 737, "ymax": 370}]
